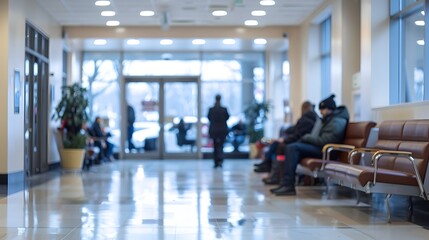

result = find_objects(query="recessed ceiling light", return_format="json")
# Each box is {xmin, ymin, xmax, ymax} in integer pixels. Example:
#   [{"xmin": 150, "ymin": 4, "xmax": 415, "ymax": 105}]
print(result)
[
  {"xmin": 192, "ymin": 39, "xmax": 206, "ymax": 45},
  {"xmin": 101, "ymin": 11, "xmax": 116, "ymax": 17},
  {"xmin": 106, "ymin": 20, "xmax": 120, "ymax": 26},
  {"xmin": 422, "ymin": 11, "xmax": 425, "ymax": 16},
  {"xmin": 94, "ymin": 39, "xmax": 107, "ymax": 45},
  {"xmin": 160, "ymin": 39, "xmax": 173, "ymax": 45},
  {"xmin": 245, "ymin": 20, "xmax": 259, "ymax": 26},
  {"xmin": 95, "ymin": 0, "xmax": 110, "ymax": 7},
  {"xmin": 260, "ymin": 0, "xmax": 275, "ymax": 6},
  {"xmin": 417, "ymin": 40, "xmax": 425, "ymax": 46},
  {"xmin": 254, "ymin": 38, "xmax": 267, "ymax": 45},
  {"xmin": 140, "ymin": 11, "xmax": 155, "ymax": 16},
  {"xmin": 127, "ymin": 39, "xmax": 140, "ymax": 45},
  {"xmin": 251, "ymin": 10, "xmax": 266, "ymax": 16},
  {"xmin": 212, "ymin": 10, "xmax": 227, "ymax": 16},
  {"xmin": 415, "ymin": 20, "xmax": 425, "ymax": 26},
  {"xmin": 223, "ymin": 39, "xmax": 235, "ymax": 45}
]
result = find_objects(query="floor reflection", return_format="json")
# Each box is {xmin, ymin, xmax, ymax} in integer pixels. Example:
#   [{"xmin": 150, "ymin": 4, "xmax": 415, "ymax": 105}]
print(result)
[{"xmin": 0, "ymin": 159, "xmax": 427, "ymax": 239}]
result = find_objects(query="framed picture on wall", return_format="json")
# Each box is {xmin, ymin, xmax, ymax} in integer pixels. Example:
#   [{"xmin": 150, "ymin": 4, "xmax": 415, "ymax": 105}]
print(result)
[{"xmin": 14, "ymin": 70, "xmax": 20, "ymax": 114}]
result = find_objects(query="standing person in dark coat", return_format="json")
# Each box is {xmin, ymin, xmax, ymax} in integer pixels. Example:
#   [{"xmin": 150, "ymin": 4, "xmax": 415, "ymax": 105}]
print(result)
[
  {"xmin": 127, "ymin": 104, "xmax": 136, "ymax": 151},
  {"xmin": 208, "ymin": 94, "xmax": 230, "ymax": 168}
]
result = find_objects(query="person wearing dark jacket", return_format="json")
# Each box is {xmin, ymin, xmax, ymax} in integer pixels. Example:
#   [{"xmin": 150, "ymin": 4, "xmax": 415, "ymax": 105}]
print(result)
[
  {"xmin": 271, "ymin": 94, "xmax": 349, "ymax": 196},
  {"xmin": 208, "ymin": 94, "xmax": 230, "ymax": 168},
  {"xmin": 91, "ymin": 116, "xmax": 114, "ymax": 162},
  {"xmin": 254, "ymin": 101, "xmax": 319, "ymax": 173}
]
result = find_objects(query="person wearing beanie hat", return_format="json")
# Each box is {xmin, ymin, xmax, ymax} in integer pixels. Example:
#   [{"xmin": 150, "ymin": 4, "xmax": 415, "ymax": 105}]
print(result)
[
  {"xmin": 271, "ymin": 94, "xmax": 349, "ymax": 196},
  {"xmin": 318, "ymin": 94, "xmax": 336, "ymax": 110}
]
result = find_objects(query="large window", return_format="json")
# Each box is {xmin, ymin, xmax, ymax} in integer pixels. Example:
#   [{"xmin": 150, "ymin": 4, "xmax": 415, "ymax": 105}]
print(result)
[
  {"xmin": 320, "ymin": 17, "xmax": 332, "ymax": 98},
  {"xmin": 82, "ymin": 51, "xmax": 266, "ymax": 152},
  {"xmin": 390, "ymin": 0, "xmax": 426, "ymax": 103},
  {"xmin": 82, "ymin": 53, "xmax": 121, "ymax": 128}
]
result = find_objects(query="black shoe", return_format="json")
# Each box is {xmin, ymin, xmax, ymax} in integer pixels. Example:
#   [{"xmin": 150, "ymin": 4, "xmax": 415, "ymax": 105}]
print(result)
[
  {"xmin": 262, "ymin": 178, "xmax": 279, "ymax": 185},
  {"xmin": 214, "ymin": 163, "xmax": 223, "ymax": 168},
  {"xmin": 254, "ymin": 162, "xmax": 266, "ymax": 167},
  {"xmin": 269, "ymin": 186, "xmax": 284, "ymax": 193},
  {"xmin": 254, "ymin": 166, "xmax": 270, "ymax": 173},
  {"xmin": 273, "ymin": 186, "xmax": 296, "ymax": 196}
]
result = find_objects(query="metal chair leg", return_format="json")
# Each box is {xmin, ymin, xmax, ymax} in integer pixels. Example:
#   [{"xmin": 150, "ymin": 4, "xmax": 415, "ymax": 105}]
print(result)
[
  {"xmin": 385, "ymin": 194, "xmax": 392, "ymax": 223},
  {"xmin": 355, "ymin": 190, "xmax": 361, "ymax": 205},
  {"xmin": 408, "ymin": 196, "xmax": 414, "ymax": 221}
]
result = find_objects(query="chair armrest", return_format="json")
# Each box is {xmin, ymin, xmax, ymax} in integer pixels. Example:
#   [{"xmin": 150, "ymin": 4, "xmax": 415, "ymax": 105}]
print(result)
[
  {"xmin": 372, "ymin": 150, "xmax": 427, "ymax": 199},
  {"xmin": 322, "ymin": 144, "xmax": 355, "ymax": 153},
  {"xmin": 347, "ymin": 148, "xmax": 379, "ymax": 165},
  {"xmin": 321, "ymin": 144, "xmax": 355, "ymax": 170}
]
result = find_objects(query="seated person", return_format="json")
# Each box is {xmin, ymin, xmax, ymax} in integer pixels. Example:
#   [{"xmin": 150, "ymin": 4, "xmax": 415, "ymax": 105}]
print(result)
[
  {"xmin": 91, "ymin": 116, "xmax": 114, "ymax": 162},
  {"xmin": 175, "ymin": 118, "xmax": 195, "ymax": 150},
  {"xmin": 254, "ymin": 101, "xmax": 319, "ymax": 174},
  {"xmin": 229, "ymin": 119, "xmax": 247, "ymax": 152},
  {"xmin": 271, "ymin": 94, "xmax": 349, "ymax": 196}
]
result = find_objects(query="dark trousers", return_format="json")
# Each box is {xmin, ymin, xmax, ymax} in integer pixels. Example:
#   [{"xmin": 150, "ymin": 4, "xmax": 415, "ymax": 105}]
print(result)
[
  {"xmin": 127, "ymin": 125, "xmax": 135, "ymax": 150},
  {"xmin": 212, "ymin": 137, "xmax": 226, "ymax": 165},
  {"xmin": 281, "ymin": 142, "xmax": 322, "ymax": 187},
  {"xmin": 261, "ymin": 141, "xmax": 280, "ymax": 168}
]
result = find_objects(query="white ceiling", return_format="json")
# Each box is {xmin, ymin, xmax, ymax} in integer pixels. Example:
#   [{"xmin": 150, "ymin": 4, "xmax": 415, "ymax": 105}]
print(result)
[{"xmin": 36, "ymin": 0, "xmax": 324, "ymax": 51}]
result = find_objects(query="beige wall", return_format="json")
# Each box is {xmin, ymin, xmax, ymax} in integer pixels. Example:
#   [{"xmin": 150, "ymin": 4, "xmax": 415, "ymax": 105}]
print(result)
[
  {"xmin": 295, "ymin": 0, "xmax": 360, "ymax": 119},
  {"xmin": 0, "ymin": 0, "xmax": 9, "ymax": 173},
  {"xmin": 3, "ymin": 0, "xmax": 63, "ymax": 174}
]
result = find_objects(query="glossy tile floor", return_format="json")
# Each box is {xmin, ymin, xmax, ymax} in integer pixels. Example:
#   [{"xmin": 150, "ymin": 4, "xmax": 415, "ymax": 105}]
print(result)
[{"xmin": 1, "ymin": 159, "xmax": 429, "ymax": 239}]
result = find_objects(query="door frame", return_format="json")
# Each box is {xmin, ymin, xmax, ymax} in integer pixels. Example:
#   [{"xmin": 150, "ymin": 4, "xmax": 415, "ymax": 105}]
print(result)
[{"xmin": 120, "ymin": 76, "xmax": 202, "ymax": 159}]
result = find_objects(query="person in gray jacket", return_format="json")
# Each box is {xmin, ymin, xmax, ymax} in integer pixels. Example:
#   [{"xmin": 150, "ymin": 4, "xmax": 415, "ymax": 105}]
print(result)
[{"xmin": 271, "ymin": 94, "xmax": 349, "ymax": 196}]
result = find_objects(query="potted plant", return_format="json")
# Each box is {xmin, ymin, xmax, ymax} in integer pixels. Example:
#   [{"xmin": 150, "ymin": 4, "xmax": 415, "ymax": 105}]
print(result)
[
  {"xmin": 244, "ymin": 101, "xmax": 270, "ymax": 158},
  {"xmin": 52, "ymin": 83, "xmax": 89, "ymax": 170}
]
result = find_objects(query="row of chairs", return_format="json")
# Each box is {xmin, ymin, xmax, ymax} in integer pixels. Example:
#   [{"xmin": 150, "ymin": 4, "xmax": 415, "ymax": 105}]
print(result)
[{"xmin": 273, "ymin": 120, "xmax": 429, "ymax": 222}]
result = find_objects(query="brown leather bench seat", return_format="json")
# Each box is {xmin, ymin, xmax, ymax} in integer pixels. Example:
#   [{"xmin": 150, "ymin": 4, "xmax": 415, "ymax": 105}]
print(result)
[
  {"xmin": 296, "ymin": 121, "xmax": 376, "ymax": 177},
  {"xmin": 324, "ymin": 119, "xmax": 429, "ymax": 222},
  {"xmin": 325, "ymin": 164, "xmax": 419, "ymax": 187}
]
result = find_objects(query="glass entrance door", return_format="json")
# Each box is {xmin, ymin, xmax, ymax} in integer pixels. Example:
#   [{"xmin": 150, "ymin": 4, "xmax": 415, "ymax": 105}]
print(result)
[
  {"xmin": 163, "ymin": 81, "xmax": 199, "ymax": 156},
  {"xmin": 122, "ymin": 77, "xmax": 200, "ymax": 159}
]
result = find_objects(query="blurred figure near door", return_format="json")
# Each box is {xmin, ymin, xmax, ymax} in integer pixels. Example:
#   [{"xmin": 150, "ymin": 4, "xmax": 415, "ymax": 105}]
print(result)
[
  {"xmin": 230, "ymin": 119, "xmax": 247, "ymax": 152},
  {"xmin": 127, "ymin": 104, "xmax": 136, "ymax": 151},
  {"xmin": 208, "ymin": 94, "xmax": 230, "ymax": 168}
]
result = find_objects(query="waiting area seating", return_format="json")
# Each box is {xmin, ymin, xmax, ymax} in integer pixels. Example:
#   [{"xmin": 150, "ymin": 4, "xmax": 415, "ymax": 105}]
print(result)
[
  {"xmin": 296, "ymin": 121, "xmax": 376, "ymax": 178},
  {"xmin": 323, "ymin": 120, "xmax": 429, "ymax": 222},
  {"xmin": 259, "ymin": 119, "xmax": 429, "ymax": 223}
]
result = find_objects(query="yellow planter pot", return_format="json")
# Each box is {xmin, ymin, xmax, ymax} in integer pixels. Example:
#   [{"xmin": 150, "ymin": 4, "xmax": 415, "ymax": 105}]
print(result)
[
  {"xmin": 60, "ymin": 149, "xmax": 85, "ymax": 170},
  {"xmin": 249, "ymin": 143, "xmax": 259, "ymax": 159}
]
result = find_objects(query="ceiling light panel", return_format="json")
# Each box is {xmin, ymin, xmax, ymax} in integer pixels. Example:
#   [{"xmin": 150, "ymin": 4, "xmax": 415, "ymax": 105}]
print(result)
[
  {"xmin": 106, "ymin": 20, "xmax": 120, "ymax": 26},
  {"xmin": 140, "ymin": 10, "xmax": 155, "ymax": 16},
  {"xmin": 251, "ymin": 10, "xmax": 266, "ymax": 16},
  {"xmin": 101, "ymin": 11, "xmax": 116, "ymax": 17},
  {"xmin": 127, "ymin": 39, "xmax": 140, "ymax": 45},
  {"xmin": 260, "ymin": 0, "xmax": 275, "ymax": 6},
  {"xmin": 95, "ymin": 0, "xmax": 111, "ymax": 7},
  {"xmin": 212, "ymin": 10, "xmax": 227, "ymax": 17},
  {"xmin": 245, "ymin": 20, "xmax": 258, "ymax": 26},
  {"xmin": 192, "ymin": 39, "xmax": 206, "ymax": 45},
  {"xmin": 223, "ymin": 39, "xmax": 235, "ymax": 45},
  {"xmin": 160, "ymin": 39, "xmax": 173, "ymax": 45},
  {"xmin": 254, "ymin": 38, "xmax": 267, "ymax": 45},
  {"xmin": 94, "ymin": 39, "xmax": 107, "ymax": 45}
]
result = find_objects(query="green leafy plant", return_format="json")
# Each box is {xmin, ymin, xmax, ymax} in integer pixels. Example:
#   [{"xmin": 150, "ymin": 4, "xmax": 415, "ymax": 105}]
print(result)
[
  {"xmin": 244, "ymin": 101, "xmax": 270, "ymax": 143},
  {"xmin": 52, "ymin": 83, "xmax": 89, "ymax": 149}
]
